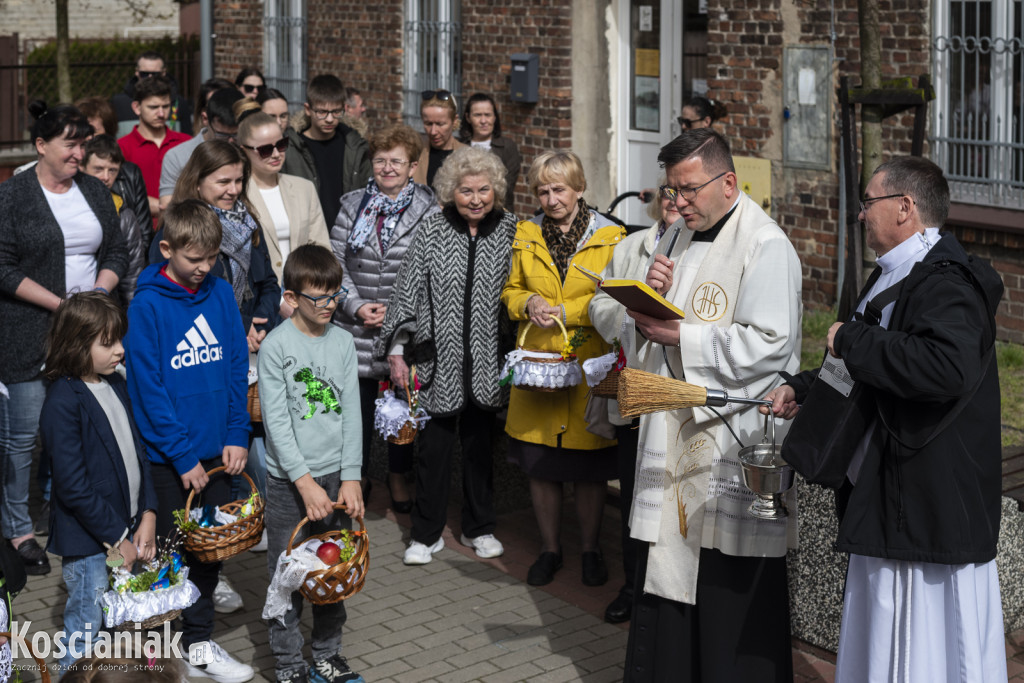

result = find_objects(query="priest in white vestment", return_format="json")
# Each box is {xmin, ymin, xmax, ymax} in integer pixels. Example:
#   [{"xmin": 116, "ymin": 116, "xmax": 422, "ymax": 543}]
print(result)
[{"xmin": 621, "ymin": 129, "xmax": 803, "ymax": 683}]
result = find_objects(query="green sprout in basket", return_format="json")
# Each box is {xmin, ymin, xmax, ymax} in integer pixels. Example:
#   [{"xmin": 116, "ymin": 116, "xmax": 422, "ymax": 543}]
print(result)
[{"xmin": 562, "ymin": 328, "xmax": 590, "ymax": 360}]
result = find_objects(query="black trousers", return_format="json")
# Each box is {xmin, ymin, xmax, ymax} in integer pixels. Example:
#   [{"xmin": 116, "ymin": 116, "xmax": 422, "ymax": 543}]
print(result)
[
  {"xmin": 151, "ymin": 458, "xmax": 232, "ymax": 648},
  {"xmin": 624, "ymin": 545, "xmax": 794, "ymax": 683},
  {"xmin": 357, "ymin": 377, "xmax": 414, "ymax": 476},
  {"xmin": 410, "ymin": 403, "xmax": 497, "ymax": 545},
  {"xmin": 615, "ymin": 421, "xmax": 642, "ymax": 596}
]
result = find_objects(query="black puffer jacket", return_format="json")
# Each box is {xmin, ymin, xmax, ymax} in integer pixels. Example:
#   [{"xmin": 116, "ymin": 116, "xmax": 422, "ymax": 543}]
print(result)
[{"xmin": 787, "ymin": 233, "xmax": 1003, "ymax": 564}]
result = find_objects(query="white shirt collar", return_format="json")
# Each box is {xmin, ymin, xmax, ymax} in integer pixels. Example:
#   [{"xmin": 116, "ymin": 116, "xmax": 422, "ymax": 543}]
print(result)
[{"xmin": 876, "ymin": 227, "xmax": 940, "ymax": 274}]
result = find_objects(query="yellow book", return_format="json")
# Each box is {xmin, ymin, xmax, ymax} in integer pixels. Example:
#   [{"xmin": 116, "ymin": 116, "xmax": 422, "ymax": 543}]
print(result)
[{"xmin": 574, "ymin": 265, "xmax": 685, "ymax": 320}]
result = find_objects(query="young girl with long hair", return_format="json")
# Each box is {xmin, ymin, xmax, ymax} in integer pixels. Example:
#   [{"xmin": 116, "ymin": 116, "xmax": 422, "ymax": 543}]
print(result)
[{"xmin": 39, "ymin": 292, "xmax": 157, "ymax": 672}]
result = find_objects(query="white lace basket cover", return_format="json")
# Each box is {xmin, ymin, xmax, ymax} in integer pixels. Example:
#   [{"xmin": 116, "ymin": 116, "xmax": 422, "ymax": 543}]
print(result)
[
  {"xmin": 582, "ymin": 350, "xmax": 619, "ymax": 388},
  {"xmin": 101, "ymin": 565, "xmax": 200, "ymax": 628},
  {"xmin": 374, "ymin": 389, "xmax": 429, "ymax": 439},
  {"xmin": 502, "ymin": 316, "xmax": 583, "ymax": 391}
]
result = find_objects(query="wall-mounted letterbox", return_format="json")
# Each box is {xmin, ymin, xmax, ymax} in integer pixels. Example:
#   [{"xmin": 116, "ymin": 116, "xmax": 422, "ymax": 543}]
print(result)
[{"xmin": 510, "ymin": 53, "xmax": 539, "ymax": 104}]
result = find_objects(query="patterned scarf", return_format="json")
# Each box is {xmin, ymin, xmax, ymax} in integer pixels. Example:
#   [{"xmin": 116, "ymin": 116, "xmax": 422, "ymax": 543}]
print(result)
[
  {"xmin": 348, "ymin": 179, "xmax": 415, "ymax": 254},
  {"xmin": 212, "ymin": 201, "xmax": 257, "ymax": 308},
  {"xmin": 541, "ymin": 197, "xmax": 591, "ymax": 281}
]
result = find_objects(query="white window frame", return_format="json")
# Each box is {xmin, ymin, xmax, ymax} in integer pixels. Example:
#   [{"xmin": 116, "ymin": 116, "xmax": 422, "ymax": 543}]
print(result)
[{"xmin": 403, "ymin": 0, "xmax": 462, "ymax": 128}]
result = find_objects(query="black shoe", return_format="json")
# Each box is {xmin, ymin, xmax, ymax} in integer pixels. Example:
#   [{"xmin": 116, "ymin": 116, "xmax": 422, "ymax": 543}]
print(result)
[
  {"xmin": 34, "ymin": 501, "xmax": 50, "ymax": 536},
  {"xmin": 13, "ymin": 538, "xmax": 50, "ymax": 576},
  {"xmin": 604, "ymin": 590, "xmax": 633, "ymax": 623},
  {"xmin": 527, "ymin": 551, "xmax": 563, "ymax": 586},
  {"xmin": 582, "ymin": 550, "xmax": 608, "ymax": 586}
]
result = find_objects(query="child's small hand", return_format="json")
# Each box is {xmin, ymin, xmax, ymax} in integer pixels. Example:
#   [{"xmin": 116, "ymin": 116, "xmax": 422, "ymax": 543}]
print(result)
[
  {"xmin": 296, "ymin": 474, "xmax": 334, "ymax": 521},
  {"xmin": 222, "ymin": 445, "xmax": 248, "ymax": 475},
  {"xmin": 118, "ymin": 538, "xmax": 138, "ymax": 572},
  {"xmin": 338, "ymin": 481, "xmax": 364, "ymax": 520},
  {"xmin": 134, "ymin": 511, "xmax": 157, "ymax": 562},
  {"xmin": 181, "ymin": 463, "xmax": 209, "ymax": 491}
]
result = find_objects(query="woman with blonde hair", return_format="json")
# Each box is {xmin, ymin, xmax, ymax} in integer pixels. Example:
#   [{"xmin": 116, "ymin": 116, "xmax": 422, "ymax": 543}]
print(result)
[
  {"xmin": 412, "ymin": 89, "xmax": 465, "ymax": 193},
  {"xmin": 378, "ymin": 146, "xmax": 517, "ymax": 566},
  {"xmin": 501, "ymin": 150, "xmax": 625, "ymax": 587}
]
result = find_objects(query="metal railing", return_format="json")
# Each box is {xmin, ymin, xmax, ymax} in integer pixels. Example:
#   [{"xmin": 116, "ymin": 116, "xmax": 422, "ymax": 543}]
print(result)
[{"xmin": 402, "ymin": 1, "xmax": 462, "ymax": 129}]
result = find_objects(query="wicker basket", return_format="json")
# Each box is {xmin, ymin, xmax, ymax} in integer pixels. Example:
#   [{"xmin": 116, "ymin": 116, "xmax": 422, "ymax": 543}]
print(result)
[
  {"xmin": 592, "ymin": 368, "xmax": 621, "ymax": 398},
  {"xmin": 508, "ymin": 316, "xmax": 582, "ymax": 393},
  {"xmin": 1, "ymin": 630, "xmax": 51, "ymax": 682},
  {"xmin": 287, "ymin": 504, "xmax": 370, "ymax": 605},
  {"xmin": 182, "ymin": 466, "xmax": 265, "ymax": 563},
  {"xmin": 247, "ymin": 383, "xmax": 262, "ymax": 422},
  {"xmin": 115, "ymin": 608, "xmax": 182, "ymax": 632},
  {"xmin": 386, "ymin": 380, "xmax": 418, "ymax": 445}
]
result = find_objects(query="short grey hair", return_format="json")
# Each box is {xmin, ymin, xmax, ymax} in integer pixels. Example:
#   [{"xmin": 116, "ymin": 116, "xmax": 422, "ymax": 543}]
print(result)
[{"xmin": 433, "ymin": 146, "xmax": 508, "ymax": 210}]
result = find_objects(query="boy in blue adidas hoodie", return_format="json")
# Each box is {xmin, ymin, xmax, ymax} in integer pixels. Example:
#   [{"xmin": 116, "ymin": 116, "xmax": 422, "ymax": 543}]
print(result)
[{"xmin": 125, "ymin": 199, "xmax": 254, "ymax": 683}]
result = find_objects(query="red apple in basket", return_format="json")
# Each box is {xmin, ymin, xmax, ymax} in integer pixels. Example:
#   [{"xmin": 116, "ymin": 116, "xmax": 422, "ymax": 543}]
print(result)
[{"xmin": 316, "ymin": 541, "xmax": 341, "ymax": 566}]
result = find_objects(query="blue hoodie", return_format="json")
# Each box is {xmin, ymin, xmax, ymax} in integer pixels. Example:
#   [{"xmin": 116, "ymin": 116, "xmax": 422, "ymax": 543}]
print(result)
[{"xmin": 126, "ymin": 263, "xmax": 250, "ymax": 475}]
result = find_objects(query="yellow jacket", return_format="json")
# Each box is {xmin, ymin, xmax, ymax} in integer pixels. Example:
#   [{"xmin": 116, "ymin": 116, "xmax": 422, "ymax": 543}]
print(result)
[{"xmin": 501, "ymin": 212, "xmax": 625, "ymax": 450}]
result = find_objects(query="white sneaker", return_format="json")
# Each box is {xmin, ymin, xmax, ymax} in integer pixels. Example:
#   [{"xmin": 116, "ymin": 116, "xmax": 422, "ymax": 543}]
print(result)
[
  {"xmin": 460, "ymin": 533, "xmax": 504, "ymax": 559},
  {"xmin": 249, "ymin": 529, "xmax": 268, "ymax": 553},
  {"xmin": 403, "ymin": 538, "xmax": 444, "ymax": 565},
  {"xmin": 212, "ymin": 577, "xmax": 243, "ymax": 614},
  {"xmin": 184, "ymin": 640, "xmax": 254, "ymax": 683}
]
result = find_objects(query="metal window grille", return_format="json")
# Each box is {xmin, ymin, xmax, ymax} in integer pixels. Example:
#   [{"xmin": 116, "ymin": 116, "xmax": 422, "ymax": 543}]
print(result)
[
  {"xmin": 931, "ymin": 0, "xmax": 1023, "ymax": 209},
  {"xmin": 264, "ymin": 0, "xmax": 307, "ymax": 108},
  {"xmin": 403, "ymin": 0, "xmax": 462, "ymax": 129}
]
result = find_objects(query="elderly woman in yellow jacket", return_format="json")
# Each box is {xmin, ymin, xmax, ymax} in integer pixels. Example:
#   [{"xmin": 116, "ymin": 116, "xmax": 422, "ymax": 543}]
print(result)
[{"xmin": 501, "ymin": 150, "xmax": 625, "ymax": 588}]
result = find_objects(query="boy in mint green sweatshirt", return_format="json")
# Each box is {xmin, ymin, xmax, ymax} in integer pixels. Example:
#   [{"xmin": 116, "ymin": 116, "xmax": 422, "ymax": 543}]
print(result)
[{"xmin": 258, "ymin": 244, "xmax": 364, "ymax": 683}]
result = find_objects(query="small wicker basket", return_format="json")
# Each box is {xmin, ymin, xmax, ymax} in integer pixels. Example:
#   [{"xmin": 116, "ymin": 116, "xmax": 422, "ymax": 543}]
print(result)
[
  {"xmin": 115, "ymin": 608, "xmax": 182, "ymax": 632},
  {"xmin": 386, "ymin": 380, "xmax": 418, "ymax": 445},
  {"xmin": 0, "ymin": 631, "xmax": 51, "ymax": 682},
  {"xmin": 508, "ymin": 316, "xmax": 582, "ymax": 393},
  {"xmin": 247, "ymin": 383, "xmax": 262, "ymax": 422},
  {"xmin": 287, "ymin": 504, "xmax": 370, "ymax": 605},
  {"xmin": 182, "ymin": 466, "xmax": 265, "ymax": 563},
  {"xmin": 592, "ymin": 368, "xmax": 621, "ymax": 398}
]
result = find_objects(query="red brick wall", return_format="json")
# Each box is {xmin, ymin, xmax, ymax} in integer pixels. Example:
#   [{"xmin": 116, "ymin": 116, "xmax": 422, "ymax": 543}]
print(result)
[{"xmin": 707, "ymin": 0, "xmax": 931, "ymax": 309}]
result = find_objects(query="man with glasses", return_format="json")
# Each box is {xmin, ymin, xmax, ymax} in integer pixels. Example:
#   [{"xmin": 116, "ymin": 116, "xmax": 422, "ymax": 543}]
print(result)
[
  {"xmin": 622, "ymin": 128, "xmax": 803, "ymax": 682},
  {"xmin": 766, "ymin": 157, "xmax": 1006, "ymax": 681},
  {"xmin": 282, "ymin": 75, "xmax": 372, "ymax": 225},
  {"xmin": 158, "ymin": 87, "xmax": 245, "ymax": 219},
  {"xmin": 111, "ymin": 50, "xmax": 193, "ymax": 137}
]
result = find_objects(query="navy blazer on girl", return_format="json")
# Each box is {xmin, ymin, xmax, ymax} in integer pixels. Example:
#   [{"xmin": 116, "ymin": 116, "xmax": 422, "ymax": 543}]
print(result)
[{"xmin": 40, "ymin": 373, "xmax": 157, "ymax": 558}]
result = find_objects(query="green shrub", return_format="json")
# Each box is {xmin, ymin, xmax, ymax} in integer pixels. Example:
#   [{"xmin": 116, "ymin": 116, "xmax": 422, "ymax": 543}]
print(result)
[{"xmin": 25, "ymin": 35, "xmax": 199, "ymax": 106}]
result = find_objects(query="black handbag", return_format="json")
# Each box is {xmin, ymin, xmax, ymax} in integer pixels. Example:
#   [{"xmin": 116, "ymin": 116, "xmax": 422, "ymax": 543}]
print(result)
[{"xmin": 781, "ymin": 278, "xmax": 902, "ymax": 488}]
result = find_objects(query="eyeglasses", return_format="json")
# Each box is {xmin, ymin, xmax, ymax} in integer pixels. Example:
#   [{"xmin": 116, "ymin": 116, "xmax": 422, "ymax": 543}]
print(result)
[
  {"xmin": 371, "ymin": 158, "xmax": 410, "ymax": 169},
  {"xmin": 660, "ymin": 171, "xmax": 728, "ymax": 203},
  {"xmin": 299, "ymin": 288, "xmax": 348, "ymax": 309},
  {"xmin": 138, "ymin": 70, "xmax": 163, "ymax": 79},
  {"xmin": 421, "ymin": 90, "xmax": 453, "ymax": 102},
  {"xmin": 242, "ymin": 138, "xmax": 289, "ymax": 159},
  {"xmin": 241, "ymin": 84, "xmax": 266, "ymax": 95},
  {"xmin": 311, "ymin": 107, "xmax": 344, "ymax": 120},
  {"xmin": 209, "ymin": 126, "xmax": 236, "ymax": 141},
  {"xmin": 859, "ymin": 193, "xmax": 907, "ymax": 213},
  {"xmin": 677, "ymin": 117, "xmax": 701, "ymax": 129}
]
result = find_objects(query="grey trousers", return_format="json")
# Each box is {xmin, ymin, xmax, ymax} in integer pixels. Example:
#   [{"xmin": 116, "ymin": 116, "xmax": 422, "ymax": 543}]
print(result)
[{"xmin": 265, "ymin": 472, "xmax": 352, "ymax": 678}]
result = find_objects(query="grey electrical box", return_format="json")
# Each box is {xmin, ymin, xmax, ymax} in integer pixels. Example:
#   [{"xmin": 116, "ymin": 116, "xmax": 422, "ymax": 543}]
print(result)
[
  {"xmin": 783, "ymin": 46, "xmax": 831, "ymax": 170},
  {"xmin": 510, "ymin": 53, "xmax": 539, "ymax": 103}
]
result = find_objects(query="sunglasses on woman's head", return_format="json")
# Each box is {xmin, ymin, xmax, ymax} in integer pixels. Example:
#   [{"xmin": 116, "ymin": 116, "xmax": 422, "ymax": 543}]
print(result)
[
  {"xmin": 421, "ymin": 89, "xmax": 453, "ymax": 102},
  {"xmin": 241, "ymin": 137, "xmax": 289, "ymax": 159},
  {"xmin": 242, "ymin": 84, "xmax": 266, "ymax": 94}
]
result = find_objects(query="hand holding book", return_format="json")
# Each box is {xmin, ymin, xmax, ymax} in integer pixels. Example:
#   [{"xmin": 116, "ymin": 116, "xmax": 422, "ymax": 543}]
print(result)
[{"xmin": 575, "ymin": 264, "xmax": 686, "ymax": 321}]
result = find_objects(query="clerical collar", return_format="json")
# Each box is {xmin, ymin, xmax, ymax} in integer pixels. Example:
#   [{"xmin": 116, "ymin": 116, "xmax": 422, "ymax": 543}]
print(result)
[
  {"xmin": 691, "ymin": 199, "xmax": 739, "ymax": 243},
  {"xmin": 876, "ymin": 227, "xmax": 941, "ymax": 274}
]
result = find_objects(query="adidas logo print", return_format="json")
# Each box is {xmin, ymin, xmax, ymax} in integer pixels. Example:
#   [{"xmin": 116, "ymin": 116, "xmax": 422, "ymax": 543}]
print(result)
[{"xmin": 171, "ymin": 314, "xmax": 224, "ymax": 369}]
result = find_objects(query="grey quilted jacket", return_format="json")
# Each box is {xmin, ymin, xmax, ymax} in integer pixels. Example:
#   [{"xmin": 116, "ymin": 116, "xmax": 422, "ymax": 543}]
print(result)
[{"xmin": 331, "ymin": 182, "xmax": 440, "ymax": 378}]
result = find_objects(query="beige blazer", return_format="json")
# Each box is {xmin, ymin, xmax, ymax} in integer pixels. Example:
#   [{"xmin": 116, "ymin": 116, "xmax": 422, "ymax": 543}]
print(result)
[{"xmin": 247, "ymin": 173, "xmax": 331, "ymax": 284}]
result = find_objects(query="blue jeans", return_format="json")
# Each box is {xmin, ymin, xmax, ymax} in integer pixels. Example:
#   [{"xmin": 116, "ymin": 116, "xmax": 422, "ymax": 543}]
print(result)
[
  {"xmin": 265, "ymin": 472, "xmax": 348, "ymax": 679},
  {"xmin": 0, "ymin": 379, "xmax": 46, "ymax": 539},
  {"xmin": 59, "ymin": 553, "xmax": 108, "ymax": 670}
]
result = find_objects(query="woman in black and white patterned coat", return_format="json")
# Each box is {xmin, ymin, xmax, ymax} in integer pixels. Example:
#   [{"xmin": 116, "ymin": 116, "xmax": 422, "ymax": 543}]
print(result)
[
  {"xmin": 376, "ymin": 146, "xmax": 517, "ymax": 567},
  {"xmin": 331, "ymin": 124, "xmax": 440, "ymax": 511}
]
